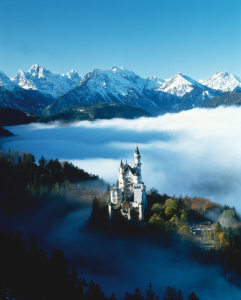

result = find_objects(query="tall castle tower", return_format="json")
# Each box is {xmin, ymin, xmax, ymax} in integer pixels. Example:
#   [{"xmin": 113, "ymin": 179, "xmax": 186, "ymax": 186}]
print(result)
[
  {"xmin": 118, "ymin": 160, "xmax": 124, "ymax": 190},
  {"xmin": 133, "ymin": 146, "xmax": 142, "ymax": 184}
]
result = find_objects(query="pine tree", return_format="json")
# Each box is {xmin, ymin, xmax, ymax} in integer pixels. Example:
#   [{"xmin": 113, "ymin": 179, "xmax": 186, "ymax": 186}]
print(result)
[
  {"xmin": 163, "ymin": 286, "xmax": 177, "ymax": 300},
  {"xmin": 70, "ymin": 266, "xmax": 78, "ymax": 286},
  {"xmin": 187, "ymin": 292, "xmax": 199, "ymax": 300},
  {"xmin": 110, "ymin": 293, "xmax": 118, "ymax": 300},
  {"xmin": 134, "ymin": 287, "xmax": 143, "ymax": 300},
  {"xmin": 85, "ymin": 280, "xmax": 106, "ymax": 300},
  {"xmin": 146, "ymin": 283, "xmax": 157, "ymax": 300},
  {"xmin": 77, "ymin": 278, "xmax": 85, "ymax": 300},
  {"xmin": 124, "ymin": 292, "xmax": 133, "ymax": 300},
  {"xmin": 176, "ymin": 290, "xmax": 184, "ymax": 300}
]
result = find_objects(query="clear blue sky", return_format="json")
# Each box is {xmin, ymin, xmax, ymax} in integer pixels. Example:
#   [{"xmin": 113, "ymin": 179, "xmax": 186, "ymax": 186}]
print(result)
[{"xmin": 0, "ymin": 0, "xmax": 240, "ymax": 80}]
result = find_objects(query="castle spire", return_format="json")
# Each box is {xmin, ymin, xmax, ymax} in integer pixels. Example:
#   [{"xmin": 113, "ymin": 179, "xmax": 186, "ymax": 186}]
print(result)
[{"xmin": 135, "ymin": 146, "xmax": 140, "ymax": 155}]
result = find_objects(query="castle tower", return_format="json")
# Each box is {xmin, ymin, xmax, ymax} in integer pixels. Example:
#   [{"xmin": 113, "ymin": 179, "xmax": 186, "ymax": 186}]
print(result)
[
  {"xmin": 139, "ymin": 202, "xmax": 145, "ymax": 221},
  {"xmin": 134, "ymin": 146, "xmax": 142, "ymax": 183},
  {"xmin": 118, "ymin": 160, "xmax": 124, "ymax": 190}
]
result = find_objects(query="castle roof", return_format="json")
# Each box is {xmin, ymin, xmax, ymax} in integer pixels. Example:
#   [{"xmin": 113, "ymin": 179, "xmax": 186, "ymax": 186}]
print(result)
[{"xmin": 124, "ymin": 164, "xmax": 134, "ymax": 175}]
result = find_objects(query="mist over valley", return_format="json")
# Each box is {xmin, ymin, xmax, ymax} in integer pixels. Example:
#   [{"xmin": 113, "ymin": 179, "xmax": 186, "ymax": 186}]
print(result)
[{"xmin": 1, "ymin": 106, "xmax": 241, "ymax": 299}]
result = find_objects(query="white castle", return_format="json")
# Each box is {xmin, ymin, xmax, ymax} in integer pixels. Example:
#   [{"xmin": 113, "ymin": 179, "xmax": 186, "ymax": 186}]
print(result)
[{"xmin": 108, "ymin": 147, "xmax": 147, "ymax": 221}]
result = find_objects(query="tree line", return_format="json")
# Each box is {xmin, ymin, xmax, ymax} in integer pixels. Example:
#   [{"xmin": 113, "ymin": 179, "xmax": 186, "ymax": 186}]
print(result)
[
  {"xmin": 0, "ymin": 149, "xmax": 106, "ymax": 213},
  {"xmin": 0, "ymin": 228, "xmax": 199, "ymax": 300}
]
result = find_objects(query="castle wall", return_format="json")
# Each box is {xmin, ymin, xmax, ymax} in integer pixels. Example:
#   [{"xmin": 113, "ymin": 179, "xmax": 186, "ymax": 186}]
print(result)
[
  {"xmin": 133, "ymin": 183, "xmax": 144, "ymax": 207},
  {"xmin": 110, "ymin": 187, "xmax": 122, "ymax": 204}
]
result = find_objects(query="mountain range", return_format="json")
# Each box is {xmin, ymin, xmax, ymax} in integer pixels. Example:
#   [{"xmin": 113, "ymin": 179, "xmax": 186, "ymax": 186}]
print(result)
[{"xmin": 1, "ymin": 65, "xmax": 241, "ymax": 116}]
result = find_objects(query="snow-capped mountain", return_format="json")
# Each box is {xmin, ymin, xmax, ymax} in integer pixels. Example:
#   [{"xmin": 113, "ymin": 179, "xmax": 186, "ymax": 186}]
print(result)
[
  {"xmin": 12, "ymin": 65, "xmax": 81, "ymax": 99},
  {"xmin": 199, "ymin": 72, "xmax": 241, "ymax": 92},
  {"xmin": 1, "ymin": 65, "xmax": 239, "ymax": 116},
  {"xmin": 159, "ymin": 73, "xmax": 209, "ymax": 97},
  {"xmin": 154, "ymin": 73, "xmax": 221, "ymax": 111},
  {"xmin": 143, "ymin": 76, "xmax": 166, "ymax": 91},
  {"xmin": 0, "ymin": 70, "xmax": 20, "ymax": 92},
  {"xmin": 0, "ymin": 70, "xmax": 54, "ymax": 114},
  {"xmin": 43, "ymin": 66, "xmax": 175, "ymax": 115},
  {"xmin": 43, "ymin": 67, "xmax": 223, "ymax": 115}
]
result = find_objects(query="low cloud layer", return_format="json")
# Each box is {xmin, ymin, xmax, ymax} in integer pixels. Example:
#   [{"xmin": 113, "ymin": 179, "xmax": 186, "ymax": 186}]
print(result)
[{"xmin": 3, "ymin": 106, "xmax": 241, "ymax": 210}]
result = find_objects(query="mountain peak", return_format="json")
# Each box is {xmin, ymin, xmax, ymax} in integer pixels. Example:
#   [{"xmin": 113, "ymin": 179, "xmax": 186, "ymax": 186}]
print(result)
[
  {"xmin": 159, "ymin": 73, "xmax": 204, "ymax": 97},
  {"xmin": 201, "ymin": 72, "xmax": 241, "ymax": 92},
  {"xmin": 29, "ymin": 64, "xmax": 45, "ymax": 72},
  {"xmin": 0, "ymin": 70, "xmax": 19, "ymax": 91},
  {"xmin": 12, "ymin": 66, "xmax": 81, "ymax": 98}
]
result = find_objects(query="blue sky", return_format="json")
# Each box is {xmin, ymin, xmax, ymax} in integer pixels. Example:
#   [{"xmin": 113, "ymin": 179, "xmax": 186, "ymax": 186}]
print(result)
[{"xmin": 0, "ymin": 0, "xmax": 240, "ymax": 80}]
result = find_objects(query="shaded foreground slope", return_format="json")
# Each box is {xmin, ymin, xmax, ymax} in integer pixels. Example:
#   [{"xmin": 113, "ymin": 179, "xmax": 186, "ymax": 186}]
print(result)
[
  {"xmin": 203, "ymin": 90, "xmax": 241, "ymax": 108},
  {"xmin": 0, "ymin": 107, "xmax": 37, "ymax": 126}
]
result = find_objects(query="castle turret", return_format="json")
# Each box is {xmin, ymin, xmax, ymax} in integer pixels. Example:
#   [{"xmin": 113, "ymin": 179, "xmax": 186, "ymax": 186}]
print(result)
[
  {"xmin": 134, "ymin": 146, "xmax": 142, "ymax": 183},
  {"xmin": 118, "ymin": 160, "xmax": 124, "ymax": 190},
  {"xmin": 139, "ymin": 202, "xmax": 144, "ymax": 221}
]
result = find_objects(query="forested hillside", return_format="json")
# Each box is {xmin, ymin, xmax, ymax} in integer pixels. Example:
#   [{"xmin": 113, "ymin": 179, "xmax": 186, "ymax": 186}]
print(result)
[{"xmin": 0, "ymin": 150, "xmax": 240, "ymax": 299}]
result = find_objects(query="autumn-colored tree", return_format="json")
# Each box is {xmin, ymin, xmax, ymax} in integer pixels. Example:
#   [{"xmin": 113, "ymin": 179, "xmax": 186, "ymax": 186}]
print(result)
[
  {"xmin": 151, "ymin": 203, "xmax": 163, "ymax": 214},
  {"xmin": 149, "ymin": 213, "xmax": 166, "ymax": 230},
  {"xmin": 165, "ymin": 207, "xmax": 174, "ymax": 217},
  {"xmin": 191, "ymin": 197, "xmax": 210, "ymax": 212},
  {"xmin": 178, "ymin": 225, "xmax": 191, "ymax": 239},
  {"xmin": 165, "ymin": 199, "xmax": 177, "ymax": 211}
]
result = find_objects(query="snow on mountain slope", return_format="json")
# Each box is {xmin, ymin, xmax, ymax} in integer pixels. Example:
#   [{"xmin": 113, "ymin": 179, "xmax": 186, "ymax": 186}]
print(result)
[
  {"xmin": 159, "ymin": 73, "xmax": 205, "ymax": 97},
  {"xmin": 43, "ymin": 66, "xmax": 172, "ymax": 115},
  {"xmin": 143, "ymin": 76, "xmax": 165, "ymax": 91},
  {"xmin": 0, "ymin": 69, "xmax": 54, "ymax": 114},
  {"xmin": 79, "ymin": 66, "xmax": 166, "ymax": 100},
  {"xmin": 80, "ymin": 66, "xmax": 147, "ymax": 101},
  {"xmin": 12, "ymin": 65, "xmax": 81, "ymax": 98},
  {"xmin": 0, "ymin": 70, "xmax": 20, "ymax": 91},
  {"xmin": 199, "ymin": 72, "xmax": 241, "ymax": 92}
]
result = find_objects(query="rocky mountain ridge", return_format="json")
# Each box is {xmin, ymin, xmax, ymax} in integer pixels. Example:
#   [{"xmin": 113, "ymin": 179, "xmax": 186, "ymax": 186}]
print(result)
[
  {"xmin": 199, "ymin": 71, "xmax": 241, "ymax": 92},
  {"xmin": 42, "ymin": 66, "xmax": 221, "ymax": 116},
  {"xmin": 0, "ymin": 65, "xmax": 240, "ymax": 115},
  {"xmin": 12, "ymin": 65, "xmax": 81, "ymax": 99}
]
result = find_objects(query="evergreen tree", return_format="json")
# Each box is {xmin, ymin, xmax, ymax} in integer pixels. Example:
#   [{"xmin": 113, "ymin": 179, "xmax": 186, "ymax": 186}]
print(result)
[
  {"xmin": 110, "ymin": 293, "xmax": 118, "ymax": 300},
  {"xmin": 134, "ymin": 287, "xmax": 143, "ymax": 300},
  {"xmin": 70, "ymin": 265, "xmax": 78, "ymax": 286},
  {"xmin": 187, "ymin": 292, "xmax": 199, "ymax": 300},
  {"xmin": 176, "ymin": 290, "xmax": 184, "ymax": 300},
  {"xmin": 48, "ymin": 249, "xmax": 72, "ymax": 300},
  {"xmin": 85, "ymin": 280, "xmax": 106, "ymax": 300},
  {"xmin": 146, "ymin": 283, "xmax": 157, "ymax": 300},
  {"xmin": 124, "ymin": 291, "xmax": 133, "ymax": 300},
  {"xmin": 77, "ymin": 278, "xmax": 85, "ymax": 300},
  {"xmin": 38, "ymin": 155, "xmax": 47, "ymax": 169},
  {"xmin": 163, "ymin": 286, "xmax": 177, "ymax": 300}
]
